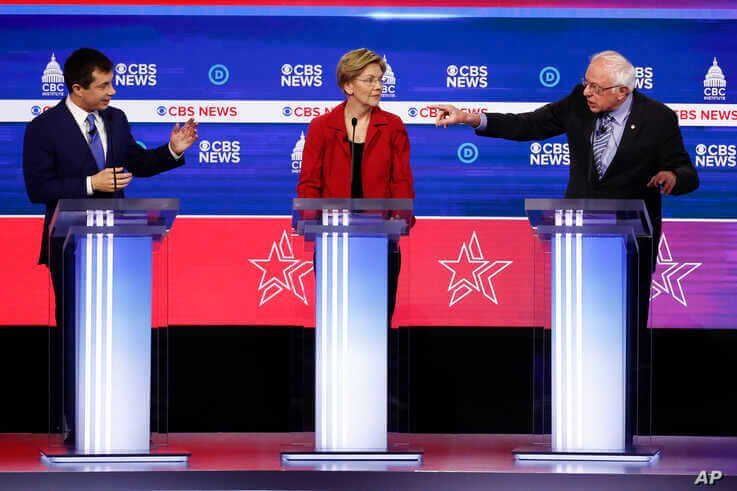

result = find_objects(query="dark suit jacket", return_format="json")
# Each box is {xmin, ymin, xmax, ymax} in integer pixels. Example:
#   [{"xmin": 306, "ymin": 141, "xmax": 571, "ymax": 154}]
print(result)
[
  {"xmin": 477, "ymin": 85, "xmax": 699, "ymax": 252},
  {"xmin": 23, "ymin": 99, "xmax": 184, "ymax": 265},
  {"xmin": 297, "ymin": 101, "xmax": 414, "ymax": 199}
]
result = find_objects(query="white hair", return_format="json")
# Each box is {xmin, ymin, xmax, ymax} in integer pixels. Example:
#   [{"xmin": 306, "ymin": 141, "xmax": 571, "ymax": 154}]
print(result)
[{"xmin": 589, "ymin": 50, "xmax": 636, "ymax": 91}]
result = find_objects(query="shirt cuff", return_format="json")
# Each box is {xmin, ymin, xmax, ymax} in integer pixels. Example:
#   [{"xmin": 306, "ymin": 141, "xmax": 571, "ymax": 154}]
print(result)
[
  {"xmin": 475, "ymin": 112, "xmax": 488, "ymax": 131},
  {"xmin": 168, "ymin": 143, "xmax": 183, "ymax": 160},
  {"xmin": 86, "ymin": 176, "xmax": 93, "ymax": 195}
]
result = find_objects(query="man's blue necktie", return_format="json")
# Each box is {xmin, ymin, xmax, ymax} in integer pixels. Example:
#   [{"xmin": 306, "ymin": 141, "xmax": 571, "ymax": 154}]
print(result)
[
  {"xmin": 592, "ymin": 113, "xmax": 614, "ymax": 179},
  {"xmin": 86, "ymin": 113, "xmax": 105, "ymax": 170}
]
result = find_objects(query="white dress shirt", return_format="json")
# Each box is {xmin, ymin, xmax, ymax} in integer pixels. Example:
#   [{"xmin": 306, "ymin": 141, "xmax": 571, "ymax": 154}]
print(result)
[
  {"xmin": 65, "ymin": 97, "xmax": 182, "ymax": 195},
  {"xmin": 65, "ymin": 97, "xmax": 106, "ymax": 195}
]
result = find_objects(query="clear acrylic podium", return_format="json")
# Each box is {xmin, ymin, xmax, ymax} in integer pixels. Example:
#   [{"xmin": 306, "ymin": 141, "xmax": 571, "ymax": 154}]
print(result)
[
  {"xmin": 517, "ymin": 199, "xmax": 659, "ymax": 462},
  {"xmin": 282, "ymin": 198, "xmax": 422, "ymax": 463},
  {"xmin": 41, "ymin": 199, "xmax": 188, "ymax": 464}
]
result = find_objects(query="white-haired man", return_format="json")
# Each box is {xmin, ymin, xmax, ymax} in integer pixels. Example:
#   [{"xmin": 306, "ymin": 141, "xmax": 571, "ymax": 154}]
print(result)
[{"xmin": 432, "ymin": 50, "xmax": 699, "ymax": 433}]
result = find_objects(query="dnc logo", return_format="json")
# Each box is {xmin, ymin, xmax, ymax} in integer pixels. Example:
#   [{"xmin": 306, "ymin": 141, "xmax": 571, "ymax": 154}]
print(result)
[{"xmin": 208, "ymin": 64, "xmax": 230, "ymax": 86}]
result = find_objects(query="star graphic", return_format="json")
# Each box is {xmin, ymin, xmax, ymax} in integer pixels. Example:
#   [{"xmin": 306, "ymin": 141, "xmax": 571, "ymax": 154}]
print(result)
[
  {"xmin": 438, "ymin": 232, "xmax": 513, "ymax": 307},
  {"xmin": 439, "ymin": 242, "xmax": 489, "ymax": 293},
  {"xmin": 249, "ymin": 231, "xmax": 313, "ymax": 306},
  {"xmin": 650, "ymin": 233, "xmax": 702, "ymax": 307}
]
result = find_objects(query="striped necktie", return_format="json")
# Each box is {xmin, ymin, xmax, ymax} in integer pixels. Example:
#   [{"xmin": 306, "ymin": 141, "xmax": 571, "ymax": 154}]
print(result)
[
  {"xmin": 86, "ymin": 113, "xmax": 105, "ymax": 170},
  {"xmin": 592, "ymin": 113, "xmax": 614, "ymax": 179}
]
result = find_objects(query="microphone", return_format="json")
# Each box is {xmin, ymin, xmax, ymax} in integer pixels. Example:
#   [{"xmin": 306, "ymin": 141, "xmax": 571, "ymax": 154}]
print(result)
[{"xmin": 350, "ymin": 117, "xmax": 357, "ymax": 195}]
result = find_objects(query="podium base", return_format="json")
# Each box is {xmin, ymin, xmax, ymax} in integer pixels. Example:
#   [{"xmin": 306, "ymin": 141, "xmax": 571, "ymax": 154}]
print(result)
[
  {"xmin": 40, "ymin": 447, "xmax": 190, "ymax": 464},
  {"xmin": 281, "ymin": 450, "xmax": 423, "ymax": 463},
  {"xmin": 513, "ymin": 445, "xmax": 659, "ymax": 463}
]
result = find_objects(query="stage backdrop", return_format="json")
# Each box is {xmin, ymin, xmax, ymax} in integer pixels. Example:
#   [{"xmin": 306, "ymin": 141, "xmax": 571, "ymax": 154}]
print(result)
[{"xmin": 0, "ymin": 4, "xmax": 735, "ymax": 329}]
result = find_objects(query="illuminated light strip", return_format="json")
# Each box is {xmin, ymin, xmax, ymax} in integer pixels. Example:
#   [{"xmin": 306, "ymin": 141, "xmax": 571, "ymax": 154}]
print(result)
[
  {"xmin": 84, "ymin": 212, "xmax": 93, "ymax": 451},
  {"xmin": 2, "ymin": 5, "xmax": 737, "ymax": 20},
  {"xmin": 105, "ymin": 211, "xmax": 114, "ymax": 451},
  {"xmin": 341, "ymin": 210, "xmax": 349, "ymax": 449},
  {"xmin": 320, "ymin": 211, "xmax": 328, "ymax": 449},
  {"xmin": 281, "ymin": 452, "xmax": 423, "ymax": 463},
  {"xmin": 515, "ymin": 452, "xmax": 657, "ymax": 462},
  {"xmin": 553, "ymin": 210, "xmax": 562, "ymax": 451},
  {"xmin": 45, "ymin": 454, "xmax": 189, "ymax": 464},
  {"xmin": 330, "ymin": 210, "xmax": 338, "ymax": 449},
  {"xmin": 564, "ymin": 226, "xmax": 573, "ymax": 450},
  {"xmin": 94, "ymin": 211, "xmax": 104, "ymax": 450},
  {"xmin": 575, "ymin": 210, "xmax": 583, "ymax": 449}
]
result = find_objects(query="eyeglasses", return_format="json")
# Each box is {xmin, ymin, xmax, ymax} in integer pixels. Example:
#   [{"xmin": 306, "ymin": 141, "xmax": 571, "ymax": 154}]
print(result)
[
  {"xmin": 355, "ymin": 77, "xmax": 384, "ymax": 87},
  {"xmin": 582, "ymin": 78, "xmax": 622, "ymax": 95}
]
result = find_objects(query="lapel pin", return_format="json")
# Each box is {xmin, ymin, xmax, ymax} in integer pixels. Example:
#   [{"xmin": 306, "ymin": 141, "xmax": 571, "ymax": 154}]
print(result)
[{"xmin": 630, "ymin": 124, "xmax": 636, "ymax": 130}]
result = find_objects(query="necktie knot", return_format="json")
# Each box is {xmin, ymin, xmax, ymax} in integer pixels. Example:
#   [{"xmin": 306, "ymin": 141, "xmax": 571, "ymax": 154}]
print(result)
[
  {"xmin": 597, "ymin": 113, "xmax": 614, "ymax": 134},
  {"xmin": 86, "ymin": 113, "xmax": 97, "ymax": 133}
]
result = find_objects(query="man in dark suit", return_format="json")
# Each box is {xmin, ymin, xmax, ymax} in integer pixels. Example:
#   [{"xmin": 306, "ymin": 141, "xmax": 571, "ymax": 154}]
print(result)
[
  {"xmin": 22, "ymin": 47, "xmax": 198, "ymax": 440},
  {"xmin": 432, "ymin": 50, "xmax": 699, "ymax": 434}
]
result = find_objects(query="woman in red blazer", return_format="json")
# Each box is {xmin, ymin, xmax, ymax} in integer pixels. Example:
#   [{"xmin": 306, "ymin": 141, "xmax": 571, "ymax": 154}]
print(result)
[{"xmin": 297, "ymin": 48, "xmax": 415, "ymax": 319}]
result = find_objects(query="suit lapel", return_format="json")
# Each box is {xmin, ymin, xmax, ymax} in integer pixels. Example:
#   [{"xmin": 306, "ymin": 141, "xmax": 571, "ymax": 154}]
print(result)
[
  {"xmin": 601, "ymin": 92, "xmax": 642, "ymax": 179},
  {"xmin": 58, "ymin": 101, "xmax": 99, "ymax": 173},
  {"xmin": 326, "ymin": 102, "xmax": 350, "ymax": 159},
  {"xmin": 582, "ymin": 108, "xmax": 597, "ymax": 184},
  {"xmin": 101, "ymin": 108, "xmax": 114, "ymax": 166},
  {"xmin": 364, "ymin": 107, "xmax": 388, "ymax": 160}
]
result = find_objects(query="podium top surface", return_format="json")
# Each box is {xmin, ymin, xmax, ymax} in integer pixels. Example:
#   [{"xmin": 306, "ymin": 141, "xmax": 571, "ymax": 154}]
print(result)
[
  {"xmin": 292, "ymin": 198, "xmax": 413, "ymax": 241},
  {"xmin": 50, "ymin": 198, "xmax": 179, "ymax": 238},
  {"xmin": 524, "ymin": 198, "xmax": 652, "ymax": 238},
  {"xmin": 293, "ymin": 198, "xmax": 413, "ymax": 212}
]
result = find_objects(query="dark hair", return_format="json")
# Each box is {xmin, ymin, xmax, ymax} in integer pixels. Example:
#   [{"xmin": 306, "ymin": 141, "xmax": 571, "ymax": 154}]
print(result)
[{"xmin": 63, "ymin": 48, "xmax": 113, "ymax": 91}]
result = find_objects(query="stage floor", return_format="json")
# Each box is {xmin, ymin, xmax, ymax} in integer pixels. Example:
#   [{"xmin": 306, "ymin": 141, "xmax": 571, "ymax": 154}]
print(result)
[{"xmin": 0, "ymin": 433, "xmax": 735, "ymax": 490}]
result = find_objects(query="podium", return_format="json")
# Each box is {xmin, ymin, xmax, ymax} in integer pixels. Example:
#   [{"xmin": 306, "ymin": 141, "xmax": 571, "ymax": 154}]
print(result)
[
  {"xmin": 282, "ymin": 198, "xmax": 421, "ymax": 463},
  {"xmin": 516, "ymin": 199, "xmax": 658, "ymax": 462},
  {"xmin": 41, "ymin": 199, "xmax": 188, "ymax": 464}
]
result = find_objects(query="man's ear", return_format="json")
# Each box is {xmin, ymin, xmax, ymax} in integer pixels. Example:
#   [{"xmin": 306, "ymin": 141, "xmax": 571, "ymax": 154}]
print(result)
[{"xmin": 619, "ymin": 86, "xmax": 630, "ymax": 99}]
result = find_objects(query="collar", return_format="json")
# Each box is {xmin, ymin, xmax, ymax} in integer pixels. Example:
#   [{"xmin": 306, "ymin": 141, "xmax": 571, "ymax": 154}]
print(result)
[
  {"xmin": 606, "ymin": 92, "xmax": 633, "ymax": 125},
  {"xmin": 65, "ymin": 96, "xmax": 101, "ymax": 128},
  {"xmin": 326, "ymin": 100, "xmax": 389, "ymax": 131}
]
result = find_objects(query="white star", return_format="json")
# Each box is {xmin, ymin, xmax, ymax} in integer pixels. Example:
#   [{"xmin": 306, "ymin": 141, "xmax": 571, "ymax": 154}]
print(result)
[
  {"xmin": 249, "ymin": 231, "xmax": 313, "ymax": 307},
  {"xmin": 650, "ymin": 233, "xmax": 702, "ymax": 307},
  {"xmin": 287, "ymin": 261, "xmax": 314, "ymax": 305},
  {"xmin": 438, "ymin": 232, "xmax": 512, "ymax": 307}
]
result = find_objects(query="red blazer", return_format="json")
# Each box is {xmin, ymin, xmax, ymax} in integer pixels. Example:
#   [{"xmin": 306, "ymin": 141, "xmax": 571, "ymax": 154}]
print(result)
[{"xmin": 297, "ymin": 101, "xmax": 414, "ymax": 199}]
